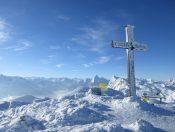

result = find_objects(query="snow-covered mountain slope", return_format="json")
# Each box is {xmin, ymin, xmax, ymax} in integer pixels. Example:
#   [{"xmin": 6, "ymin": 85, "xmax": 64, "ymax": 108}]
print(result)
[{"xmin": 0, "ymin": 75, "xmax": 175, "ymax": 131}]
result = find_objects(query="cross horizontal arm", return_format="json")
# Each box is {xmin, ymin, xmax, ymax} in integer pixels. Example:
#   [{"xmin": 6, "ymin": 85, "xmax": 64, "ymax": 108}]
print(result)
[
  {"xmin": 132, "ymin": 41, "xmax": 147, "ymax": 51},
  {"xmin": 112, "ymin": 40, "xmax": 147, "ymax": 51},
  {"xmin": 111, "ymin": 40, "xmax": 129, "ymax": 49}
]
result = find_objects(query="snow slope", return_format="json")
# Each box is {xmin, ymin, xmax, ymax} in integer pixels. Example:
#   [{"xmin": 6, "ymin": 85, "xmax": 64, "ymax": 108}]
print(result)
[{"xmin": 0, "ymin": 75, "xmax": 175, "ymax": 131}]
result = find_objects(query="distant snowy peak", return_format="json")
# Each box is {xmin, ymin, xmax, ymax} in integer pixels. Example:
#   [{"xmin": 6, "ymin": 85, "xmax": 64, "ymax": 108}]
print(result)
[
  {"xmin": 0, "ymin": 74, "xmax": 175, "ymax": 102},
  {"xmin": 92, "ymin": 75, "xmax": 109, "ymax": 86},
  {"xmin": 108, "ymin": 76, "xmax": 128, "ymax": 90},
  {"xmin": 0, "ymin": 74, "xmax": 92, "ymax": 98},
  {"xmin": 107, "ymin": 76, "xmax": 128, "ymax": 96},
  {"xmin": 166, "ymin": 78, "xmax": 175, "ymax": 86}
]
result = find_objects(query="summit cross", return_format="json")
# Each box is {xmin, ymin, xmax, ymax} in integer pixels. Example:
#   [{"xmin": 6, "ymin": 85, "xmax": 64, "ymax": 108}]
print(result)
[{"xmin": 112, "ymin": 25, "xmax": 148, "ymax": 98}]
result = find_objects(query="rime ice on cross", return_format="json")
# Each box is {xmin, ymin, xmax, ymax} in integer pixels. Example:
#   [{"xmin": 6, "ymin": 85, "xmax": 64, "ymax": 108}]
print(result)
[{"xmin": 112, "ymin": 25, "xmax": 147, "ymax": 98}]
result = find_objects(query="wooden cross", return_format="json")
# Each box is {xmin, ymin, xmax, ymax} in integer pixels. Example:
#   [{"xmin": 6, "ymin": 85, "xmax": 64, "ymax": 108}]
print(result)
[{"xmin": 112, "ymin": 25, "xmax": 147, "ymax": 98}]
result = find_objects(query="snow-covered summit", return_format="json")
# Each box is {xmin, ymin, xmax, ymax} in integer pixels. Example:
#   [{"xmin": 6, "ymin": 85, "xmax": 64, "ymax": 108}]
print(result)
[
  {"xmin": 0, "ymin": 75, "xmax": 175, "ymax": 131},
  {"xmin": 108, "ymin": 76, "xmax": 128, "ymax": 96},
  {"xmin": 108, "ymin": 76, "xmax": 128, "ymax": 89},
  {"xmin": 0, "ymin": 84, "xmax": 175, "ymax": 131}
]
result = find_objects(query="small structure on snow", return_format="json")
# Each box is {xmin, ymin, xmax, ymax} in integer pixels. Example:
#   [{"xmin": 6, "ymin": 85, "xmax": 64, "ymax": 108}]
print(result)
[
  {"xmin": 91, "ymin": 83, "xmax": 107, "ymax": 95},
  {"xmin": 142, "ymin": 91, "xmax": 166, "ymax": 103}
]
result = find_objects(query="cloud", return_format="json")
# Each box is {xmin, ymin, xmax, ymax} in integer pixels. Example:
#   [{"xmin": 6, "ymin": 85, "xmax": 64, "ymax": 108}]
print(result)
[
  {"xmin": 0, "ymin": 39, "xmax": 32, "ymax": 51},
  {"xmin": 14, "ymin": 40, "xmax": 32, "ymax": 51},
  {"xmin": 49, "ymin": 45, "xmax": 71, "ymax": 50},
  {"xmin": 48, "ymin": 54, "xmax": 57, "ymax": 59},
  {"xmin": 97, "ymin": 56, "xmax": 111, "ymax": 64},
  {"xmin": 0, "ymin": 18, "xmax": 10, "ymax": 42},
  {"xmin": 82, "ymin": 56, "xmax": 111, "ymax": 68},
  {"xmin": 115, "ymin": 56, "xmax": 125, "ymax": 61},
  {"xmin": 56, "ymin": 64, "xmax": 64, "ymax": 68},
  {"xmin": 0, "ymin": 18, "xmax": 32, "ymax": 53},
  {"xmin": 72, "ymin": 19, "xmax": 118, "ymax": 52},
  {"xmin": 40, "ymin": 59, "xmax": 52, "ymax": 65},
  {"xmin": 0, "ymin": 32, "xmax": 9, "ymax": 42},
  {"xmin": 82, "ymin": 63, "xmax": 94, "ymax": 68},
  {"xmin": 0, "ymin": 18, "xmax": 32, "ymax": 52},
  {"xmin": 66, "ymin": 45, "xmax": 71, "ymax": 49},
  {"xmin": 57, "ymin": 15, "xmax": 70, "ymax": 21}
]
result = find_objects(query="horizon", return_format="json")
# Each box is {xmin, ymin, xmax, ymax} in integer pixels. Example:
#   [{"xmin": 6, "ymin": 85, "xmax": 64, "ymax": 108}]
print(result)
[
  {"xmin": 0, "ymin": 0, "xmax": 175, "ymax": 80},
  {"xmin": 0, "ymin": 73, "xmax": 174, "ymax": 81}
]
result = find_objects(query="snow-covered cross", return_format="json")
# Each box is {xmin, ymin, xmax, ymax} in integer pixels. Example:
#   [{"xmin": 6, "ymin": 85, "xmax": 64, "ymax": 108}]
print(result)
[{"xmin": 112, "ymin": 25, "xmax": 147, "ymax": 98}]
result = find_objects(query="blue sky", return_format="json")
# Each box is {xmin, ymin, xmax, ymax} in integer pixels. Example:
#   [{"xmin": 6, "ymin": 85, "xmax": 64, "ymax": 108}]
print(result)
[{"xmin": 0, "ymin": 0, "xmax": 174, "ymax": 80}]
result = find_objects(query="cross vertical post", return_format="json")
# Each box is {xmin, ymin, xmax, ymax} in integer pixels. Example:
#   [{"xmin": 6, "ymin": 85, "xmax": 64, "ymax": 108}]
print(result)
[
  {"xmin": 125, "ymin": 25, "xmax": 136, "ymax": 97},
  {"xmin": 111, "ymin": 24, "xmax": 147, "ymax": 98}
]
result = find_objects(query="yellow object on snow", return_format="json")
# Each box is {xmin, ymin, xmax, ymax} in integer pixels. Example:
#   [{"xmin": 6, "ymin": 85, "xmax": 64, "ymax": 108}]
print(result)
[
  {"xmin": 143, "ymin": 97, "xmax": 149, "ymax": 102},
  {"xmin": 99, "ymin": 83, "xmax": 107, "ymax": 91}
]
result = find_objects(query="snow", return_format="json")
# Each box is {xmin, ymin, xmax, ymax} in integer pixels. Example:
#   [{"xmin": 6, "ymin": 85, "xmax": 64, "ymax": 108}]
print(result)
[
  {"xmin": 108, "ymin": 76, "xmax": 128, "ymax": 96},
  {"xmin": 0, "ymin": 75, "xmax": 175, "ymax": 131},
  {"xmin": 4, "ymin": 115, "xmax": 45, "ymax": 132},
  {"xmin": 123, "ymin": 119, "xmax": 165, "ymax": 132}
]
